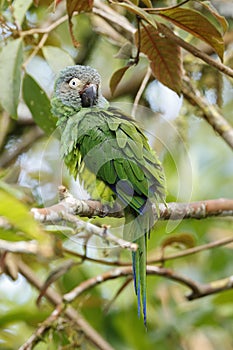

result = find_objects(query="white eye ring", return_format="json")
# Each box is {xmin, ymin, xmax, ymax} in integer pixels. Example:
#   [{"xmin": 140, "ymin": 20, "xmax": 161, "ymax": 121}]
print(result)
[{"xmin": 69, "ymin": 77, "xmax": 81, "ymax": 89}]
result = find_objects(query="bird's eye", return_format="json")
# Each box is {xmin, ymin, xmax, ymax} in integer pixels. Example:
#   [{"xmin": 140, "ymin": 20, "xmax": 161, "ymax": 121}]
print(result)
[{"xmin": 69, "ymin": 78, "xmax": 81, "ymax": 89}]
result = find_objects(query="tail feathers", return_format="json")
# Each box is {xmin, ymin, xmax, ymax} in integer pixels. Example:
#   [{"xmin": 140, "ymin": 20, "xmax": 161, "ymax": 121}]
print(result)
[
  {"xmin": 132, "ymin": 235, "xmax": 147, "ymax": 326},
  {"xmin": 132, "ymin": 250, "xmax": 142, "ymax": 319},
  {"xmin": 124, "ymin": 208, "xmax": 150, "ymax": 327}
]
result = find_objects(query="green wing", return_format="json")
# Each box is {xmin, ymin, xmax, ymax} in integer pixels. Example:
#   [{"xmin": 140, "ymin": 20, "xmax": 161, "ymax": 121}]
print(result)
[{"xmin": 61, "ymin": 105, "xmax": 165, "ymax": 215}]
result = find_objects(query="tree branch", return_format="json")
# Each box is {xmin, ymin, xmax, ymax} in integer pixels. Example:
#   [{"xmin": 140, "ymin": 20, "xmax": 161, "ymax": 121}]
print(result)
[
  {"xmin": 20, "ymin": 15, "xmax": 68, "ymax": 37},
  {"xmin": 60, "ymin": 211, "xmax": 138, "ymax": 252},
  {"xmin": 105, "ymin": 1, "xmax": 233, "ymax": 79},
  {"xmin": 63, "ymin": 232, "xmax": 233, "ymax": 267},
  {"xmin": 149, "ymin": 235, "xmax": 233, "ymax": 265},
  {"xmin": 0, "ymin": 126, "xmax": 43, "ymax": 168},
  {"xmin": 159, "ymin": 199, "xmax": 233, "ymax": 220},
  {"xmin": 0, "ymin": 239, "xmax": 39, "ymax": 254},
  {"xmin": 31, "ymin": 187, "xmax": 137, "ymax": 252},
  {"xmin": 156, "ymin": 23, "xmax": 233, "ymax": 79},
  {"xmin": 64, "ymin": 264, "xmax": 233, "ymax": 304},
  {"xmin": 187, "ymin": 275, "xmax": 233, "ymax": 300},
  {"xmin": 2, "ymin": 233, "xmax": 233, "ymax": 271},
  {"xmin": 18, "ymin": 260, "xmax": 115, "ymax": 350},
  {"xmin": 182, "ymin": 76, "xmax": 233, "ymax": 151},
  {"xmin": 63, "ymin": 265, "xmax": 201, "ymax": 303},
  {"xmin": 31, "ymin": 187, "xmax": 233, "ymax": 222}
]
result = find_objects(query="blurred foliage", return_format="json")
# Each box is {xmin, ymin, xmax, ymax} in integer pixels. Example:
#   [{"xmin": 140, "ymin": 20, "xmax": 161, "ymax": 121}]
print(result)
[{"xmin": 0, "ymin": 0, "xmax": 233, "ymax": 349}]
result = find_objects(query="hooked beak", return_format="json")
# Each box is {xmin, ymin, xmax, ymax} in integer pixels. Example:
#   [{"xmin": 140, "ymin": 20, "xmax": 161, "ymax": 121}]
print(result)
[{"xmin": 80, "ymin": 83, "xmax": 98, "ymax": 107}]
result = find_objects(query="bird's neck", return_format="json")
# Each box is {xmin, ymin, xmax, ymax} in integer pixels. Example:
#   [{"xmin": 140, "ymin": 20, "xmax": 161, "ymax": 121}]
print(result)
[{"xmin": 51, "ymin": 96, "xmax": 81, "ymax": 125}]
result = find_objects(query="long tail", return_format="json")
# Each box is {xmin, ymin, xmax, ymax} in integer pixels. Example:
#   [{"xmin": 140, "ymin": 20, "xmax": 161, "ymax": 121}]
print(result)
[
  {"xmin": 132, "ymin": 234, "xmax": 147, "ymax": 326},
  {"xmin": 124, "ymin": 206, "xmax": 152, "ymax": 326}
]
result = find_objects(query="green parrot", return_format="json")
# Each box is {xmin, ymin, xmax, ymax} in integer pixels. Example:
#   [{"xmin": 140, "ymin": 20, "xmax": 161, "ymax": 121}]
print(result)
[{"xmin": 51, "ymin": 65, "xmax": 165, "ymax": 325}]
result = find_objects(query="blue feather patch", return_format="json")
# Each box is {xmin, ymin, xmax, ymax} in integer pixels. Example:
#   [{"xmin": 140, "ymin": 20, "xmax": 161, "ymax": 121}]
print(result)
[
  {"xmin": 137, "ymin": 277, "xmax": 141, "ymax": 318},
  {"xmin": 132, "ymin": 251, "xmax": 137, "ymax": 294}
]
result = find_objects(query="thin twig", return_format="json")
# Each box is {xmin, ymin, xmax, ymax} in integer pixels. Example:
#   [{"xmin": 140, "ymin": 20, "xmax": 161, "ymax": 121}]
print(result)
[
  {"xmin": 1, "ymin": 231, "xmax": 232, "ymax": 270},
  {"xmin": 0, "ymin": 126, "xmax": 43, "ymax": 168},
  {"xmin": 131, "ymin": 66, "xmax": 151, "ymax": 118},
  {"xmin": 0, "ymin": 111, "xmax": 11, "ymax": 151},
  {"xmin": 20, "ymin": 15, "xmax": 68, "ymax": 37},
  {"xmin": 103, "ymin": 277, "xmax": 132, "ymax": 313},
  {"xmin": 157, "ymin": 22, "xmax": 233, "ymax": 79},
  {"xmin": 148, "ymin": 235, "xmax": 233, "ymax": 264},
  {"xmin": 94, "ymin": 0, "xmax": 135, "ymax": 35},
  {"xmin": 61, "ymin": 212, "xmax": 138, "ymax": 252},
  {"xmin": 182, "ymin": 76, "xmax": 233, "ymax": 150},
  {"xmin": 19, "ymin": 306, "xmax": 64, "ymax": 350},
  {"xmin": 64, "ymin": 233, "xmax": 233, "ymax": 267},
  {"xmin": 22, "ymin": 33, "xmax": 48, "ymax": 69}
]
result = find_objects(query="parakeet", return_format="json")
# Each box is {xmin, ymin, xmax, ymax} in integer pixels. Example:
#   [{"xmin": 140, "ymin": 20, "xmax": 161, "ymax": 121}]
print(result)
[{"xmin": 51, "ymin": 65, "xmax": 165, "ymax": 325}]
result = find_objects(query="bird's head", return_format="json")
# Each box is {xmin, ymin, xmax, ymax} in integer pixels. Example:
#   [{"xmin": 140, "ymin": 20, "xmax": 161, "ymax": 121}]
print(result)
[{"xmin": 52, "ymin": 65, "xmax": 107, "ymax": 115}]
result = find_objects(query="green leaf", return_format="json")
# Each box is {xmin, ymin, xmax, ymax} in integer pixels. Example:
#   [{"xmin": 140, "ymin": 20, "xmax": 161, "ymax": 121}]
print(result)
[
  {"xmin": 135, "ymin": 24, "xmax": 182, "ymax": 94},
  {"xmin": 0, "ymin": 186, "xmax": 47, "ymax": 242},
  {"xmin": 13, "ymin": 0, "xmax": 33, "ymax": 26},
  {"xmin": 141, "ymin": 0, "xmax": 152, "ymax": 7},
  {"xmin": 0, "ymin": 38, "xmax": 23, "ymax": 118},
  {"xmin": 22, "ymin": 74, "xmax": 57, "ymax": 135},
  {"xmin": 111, "ymin": 0, "xmax": 157, "ymax": 28},
  {"xmin": 130, "ymin": 0, "xmax": 139, "ymax": 5},
  {"xmin": 158, "ymin": 7, "xmax": 225, "ymax": 61},
  {"xmin": 42, "ymin": 46, "xmax": 75, "ymax": 74},
  {"xmin": 110, "ymin": 66, "xmax": 131, "ymax": 96},
  {"xmin": 0, "ymin": 0, "xmax": 8, "ymax": 11},
  {"xmin": 200, "ymin": 1, "xmax": 228, "ymax": 34},
  {"xmin": 114, "ymin": 42, "xmax": 133, "ymax": 60},
  {"xmin": 66, "ymin": 0, "xmax": 93, "ymax": 47},
  {"xmin": 0, "ymin": 306, "xmax": 48, "ymax": 326},
  {"xmin": 0, "ymin": 180, "xmax": 31, "ymax": 202}
]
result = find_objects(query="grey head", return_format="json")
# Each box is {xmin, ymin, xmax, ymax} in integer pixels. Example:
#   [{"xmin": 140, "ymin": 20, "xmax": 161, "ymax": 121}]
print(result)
[{"xmin": 54, "ymin": 65, "xmax": 108, "ymax": 110}]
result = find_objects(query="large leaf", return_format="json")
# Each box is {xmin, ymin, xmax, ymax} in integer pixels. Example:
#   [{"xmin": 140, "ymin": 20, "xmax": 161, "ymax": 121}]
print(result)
[
  {"xmin": 66, "ymin": 0, "xmax": 93, "ymax": 47},
  {"xmin": 23, "ymin": 74, "xmax": 57, "ymax": 135},
  {"xmin": 0, "ymin": 38, "xmax": 23, "ymax": 118},
  {"xmin": 141, "ymin": 0, "xmax": 152, "ymax": 7},
  {"xmin": 66, "ymin": 0, "xmax": 93, "ymax": 17},
  {"xmin": 135, "ymin": 24, "xmax": 182, "ymax": 94},
  {"xmin": 200, "ymin": 1, "xmax": 228, "ymax": 34},
  {"xmin": 0, "ymin": 185, "xmax": 47, "ymax": 243},
  {"xmin": 158, "ymin": 7, "xmax": 225, "ymax": 61},
  {"xmin": 13, "ymin": 0, "xmax": 33, "ymax": 26},
  {"xmin": 42, "ymin": 46, "xmax": 75, "ymax": 74},
  {"xmin": 110, "ymin": 66, "xmax": 131, "ymax": 96},
  {"xmin": 110, "ymin": 0, "xmax": 157, "ymax": 28}
]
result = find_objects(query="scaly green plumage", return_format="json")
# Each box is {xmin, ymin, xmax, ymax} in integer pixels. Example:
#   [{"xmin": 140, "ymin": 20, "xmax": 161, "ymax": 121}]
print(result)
[{"xmin": 51, "ymin": 65, "xmax": 166, "ymax": 325}]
